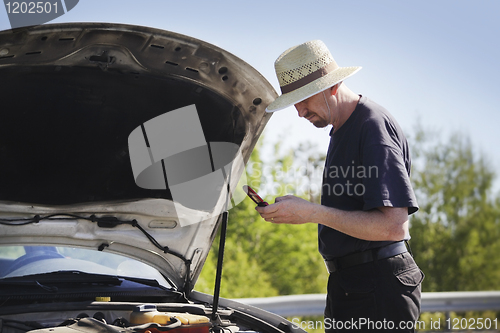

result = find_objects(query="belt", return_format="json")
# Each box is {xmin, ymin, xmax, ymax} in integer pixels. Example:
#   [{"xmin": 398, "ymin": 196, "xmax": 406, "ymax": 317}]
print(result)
[{"xmin": 324, "ymin": 241, "xmax": 408, "ymax": 273}]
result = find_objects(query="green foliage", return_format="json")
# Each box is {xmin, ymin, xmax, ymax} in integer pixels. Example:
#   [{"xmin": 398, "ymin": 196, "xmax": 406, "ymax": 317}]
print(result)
[
  {"xmin": 409, "ymin": 124, "xmax": 500, "ymax": 292},
  {"xmin": 197, "ymin": 124, "xmax": 500, "ymax": 301},
  {"xmin": 196, "ymin": 137, "xmax": 328, "ymax": 298}
]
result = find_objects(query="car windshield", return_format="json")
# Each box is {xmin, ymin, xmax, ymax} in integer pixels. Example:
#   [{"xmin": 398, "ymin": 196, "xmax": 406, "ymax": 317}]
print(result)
[{"xmin": 0, "ymin": 245, "xmax": 171, "ymax": 288}]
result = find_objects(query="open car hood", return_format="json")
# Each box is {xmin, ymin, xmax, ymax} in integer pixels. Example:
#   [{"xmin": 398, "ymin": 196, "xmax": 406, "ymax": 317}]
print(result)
[{"xmin": 0, "ymin": 23, "xmax": 276, "ymax": 292}]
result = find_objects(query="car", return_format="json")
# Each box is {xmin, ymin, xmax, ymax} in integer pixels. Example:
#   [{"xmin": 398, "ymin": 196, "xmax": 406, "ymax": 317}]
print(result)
[{"xmin": 0, "ymin": 22, "xmax": 305, "ymax": 333}]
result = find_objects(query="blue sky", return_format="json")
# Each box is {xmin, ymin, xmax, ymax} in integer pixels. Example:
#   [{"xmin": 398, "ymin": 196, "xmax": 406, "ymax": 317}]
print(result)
[{"xmin": 2, "ymin": 0, "xmax": 499, "ymax": 189}]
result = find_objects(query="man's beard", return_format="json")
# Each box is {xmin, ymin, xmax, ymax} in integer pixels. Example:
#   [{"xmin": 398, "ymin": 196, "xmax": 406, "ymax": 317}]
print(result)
[
  {"xmin": 308, "ymin": 114, "xmax": 328, "ymax": 128},
  {"xmin": 312, "ymin": 119, "xmax": 328, "ymax": 128}
]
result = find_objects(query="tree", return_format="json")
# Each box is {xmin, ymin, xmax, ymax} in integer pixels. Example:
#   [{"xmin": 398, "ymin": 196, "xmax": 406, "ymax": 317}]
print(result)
[
  {"xmin": 409, "ymin": 125, "xmax": 500, "ymax": 292},
  {"xmin": 196, "ymin": 139, "xmax": 279, "ymax": 298},
  {"xmin": 196, "ymin": 138, "xmax": 328, "ymax": 297},
  {"xmin": 197, "ymin": 126, "xmax": 500, "ymax": 298}
]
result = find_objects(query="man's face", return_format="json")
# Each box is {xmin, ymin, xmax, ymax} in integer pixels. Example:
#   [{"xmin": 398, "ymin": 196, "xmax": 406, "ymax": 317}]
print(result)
[{"xmin": 294, "ymin": 90, "xmax": 331, "ymax": 128}]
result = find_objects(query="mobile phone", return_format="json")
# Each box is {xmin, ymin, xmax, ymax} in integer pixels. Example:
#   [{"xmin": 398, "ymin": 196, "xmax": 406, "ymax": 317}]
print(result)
[{"xmin": 242, "ymin": 185, "xmax": 268, "ymax": 207}]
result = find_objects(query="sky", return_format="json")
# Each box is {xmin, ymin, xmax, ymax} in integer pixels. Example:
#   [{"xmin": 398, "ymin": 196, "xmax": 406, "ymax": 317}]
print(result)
[{"xmin": 1, "ymin": 0, "xmax": 499, "ymax": 190}]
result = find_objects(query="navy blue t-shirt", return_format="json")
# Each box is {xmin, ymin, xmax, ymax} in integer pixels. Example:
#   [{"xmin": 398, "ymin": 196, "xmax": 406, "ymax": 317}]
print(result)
[{"xmin": 319, "ymin": 96, "xmax": 418, "ymax": 259}]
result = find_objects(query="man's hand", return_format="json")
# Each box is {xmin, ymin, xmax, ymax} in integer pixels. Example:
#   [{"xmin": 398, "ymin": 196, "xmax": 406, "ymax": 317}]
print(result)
[
  {"xmin": 255, "ymin": 195, "xmax": 409, "ymax": 242},
  {"xmin": 255, "ymin": 195, "xmax": 316, "ymax": 224}
]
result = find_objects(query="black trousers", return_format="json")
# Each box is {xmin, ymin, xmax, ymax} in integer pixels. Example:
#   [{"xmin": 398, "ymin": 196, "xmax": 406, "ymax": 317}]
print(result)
[{"xmin": 324, "ymin": 252, "xmax": 424, "ymax": 332}]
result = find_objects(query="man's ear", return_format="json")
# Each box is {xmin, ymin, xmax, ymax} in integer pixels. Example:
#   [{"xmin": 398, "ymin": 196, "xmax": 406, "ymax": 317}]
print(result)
[{"xmin": 331, "ymin": 83, "xmax": 341, "ymax": 96}]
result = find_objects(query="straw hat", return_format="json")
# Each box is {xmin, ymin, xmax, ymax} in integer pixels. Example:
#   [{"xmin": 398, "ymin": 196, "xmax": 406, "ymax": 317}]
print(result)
[{"xmin": 266, "ymin": 40, "xmax": 361, "ymax": 112}]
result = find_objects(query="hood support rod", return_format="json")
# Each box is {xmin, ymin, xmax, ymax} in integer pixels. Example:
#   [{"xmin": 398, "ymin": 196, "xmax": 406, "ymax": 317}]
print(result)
[{"xmin": 211, "ymin": 210, "xmax": 228, "ymax": 321}]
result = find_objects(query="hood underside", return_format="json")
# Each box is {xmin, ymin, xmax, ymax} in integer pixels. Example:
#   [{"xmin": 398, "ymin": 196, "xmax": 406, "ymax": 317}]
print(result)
[{"xmin": 0, "ymin": 23, "xmax": 276, "ymax": 291}]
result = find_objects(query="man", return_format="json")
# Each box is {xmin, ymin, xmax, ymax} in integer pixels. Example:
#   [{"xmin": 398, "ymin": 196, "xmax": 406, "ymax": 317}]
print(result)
[{"xmin": 256, "ymin": 40, "xmax": 423, "ymax": 332}]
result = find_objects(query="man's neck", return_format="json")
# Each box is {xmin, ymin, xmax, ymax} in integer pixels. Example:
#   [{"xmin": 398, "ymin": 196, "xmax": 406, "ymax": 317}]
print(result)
[{"xmin": 332, "ymin": 87, "xmax": 360, "ymax": 131}]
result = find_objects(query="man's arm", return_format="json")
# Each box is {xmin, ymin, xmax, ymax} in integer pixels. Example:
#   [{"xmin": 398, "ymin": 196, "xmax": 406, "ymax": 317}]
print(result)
[{"xmin": 255, "ymin": 195, "xmax": 408, "ymax": 242}]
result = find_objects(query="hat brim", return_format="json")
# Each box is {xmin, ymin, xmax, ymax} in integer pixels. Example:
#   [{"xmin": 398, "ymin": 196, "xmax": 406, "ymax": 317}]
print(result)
[{"xmin": 265, "ymin": 66, "xmax": 362, "ymax": 112}]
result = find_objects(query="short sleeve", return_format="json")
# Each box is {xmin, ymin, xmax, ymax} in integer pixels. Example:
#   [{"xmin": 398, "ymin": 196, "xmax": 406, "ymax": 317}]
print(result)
[{"xmin": 362, "ymin": 143, "xmax": 418, "ymax": 214}]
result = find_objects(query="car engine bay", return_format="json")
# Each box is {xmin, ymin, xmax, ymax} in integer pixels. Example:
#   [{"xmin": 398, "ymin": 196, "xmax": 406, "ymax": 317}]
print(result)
[{"xmin": 0, "ymin": 301, "xmax": 266, "ymax": 333}]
